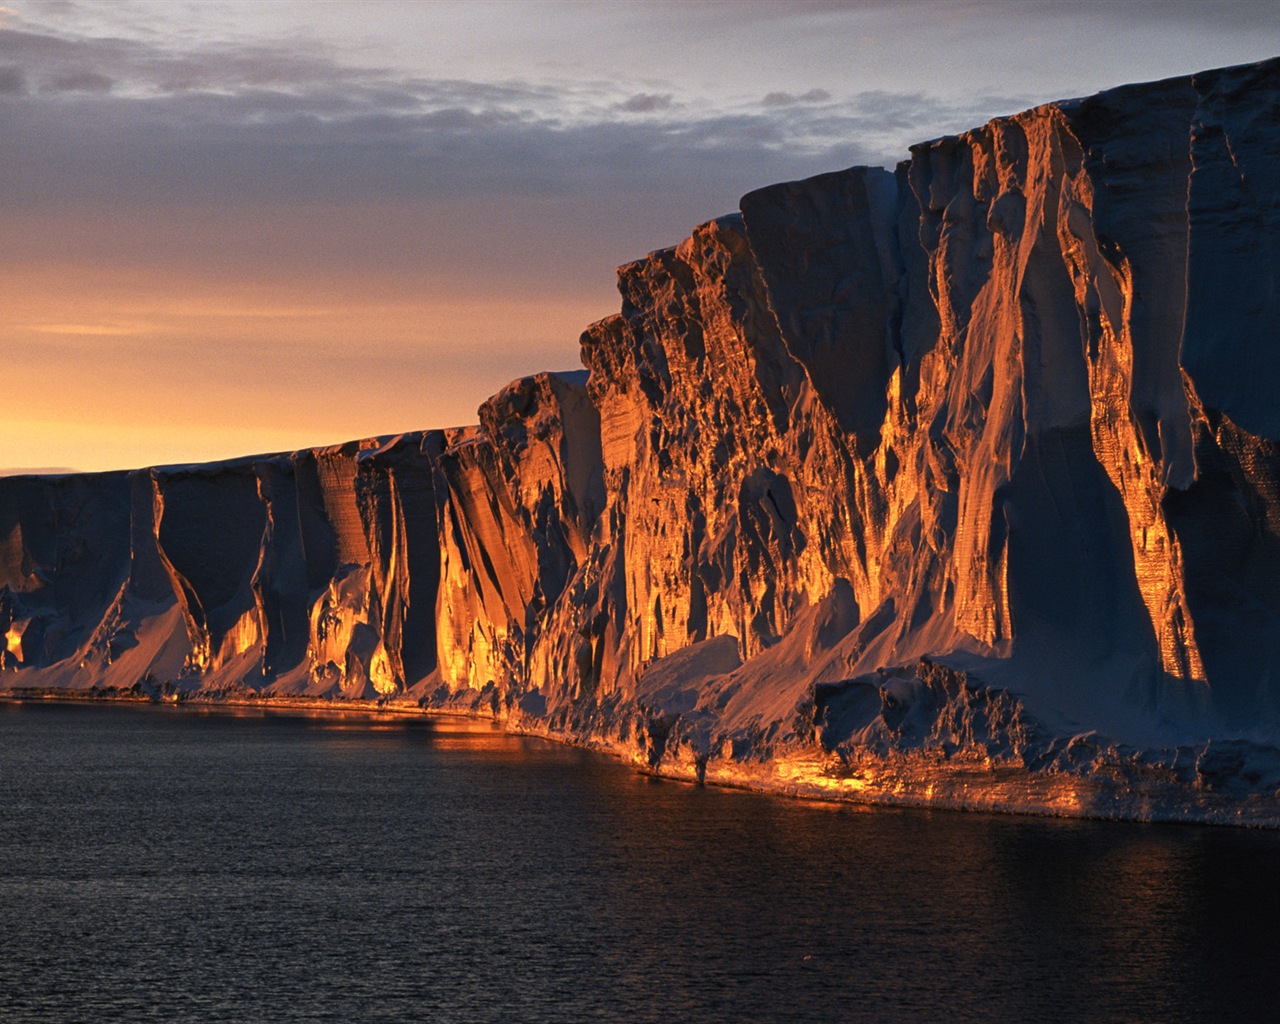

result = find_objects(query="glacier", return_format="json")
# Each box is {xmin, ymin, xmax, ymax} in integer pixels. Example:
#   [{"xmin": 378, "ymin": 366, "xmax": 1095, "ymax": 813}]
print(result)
[{"xmin": 6, "ymin": 59, "xmax": 1280, "ymax": 824}]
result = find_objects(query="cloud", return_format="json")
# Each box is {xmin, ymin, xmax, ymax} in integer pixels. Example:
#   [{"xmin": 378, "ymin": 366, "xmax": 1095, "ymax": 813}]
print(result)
[
  {"xmin": 761, "ymin": 88, "xmax": 832, "ymax": 107},
  {"xmin": 0, "ymin": 22, "xmax": 934, "ymax": 218},
  {"xmin": 616, "ymin": 92, "xmax": 673, "ymax": 113},
  {"xmin": 43, "ymin": 69, "xmax": 112, "ymax": 92},
  {"xmin": 665, "ymin": 0, "xmax": 1280, "ymax": 32},
  {"xmin": 0, "ymin": 89, "xmax": 898, "ymax": 211},
  {"xmin": 0, "ymin": 62, "xmax": 24, "ymax": 93},
  {"xmin": 1018, "ymin": 0, "xmax": 1280, "ymax": 32},
  {"xmin": 0, "ymin": 25, "xmax": 370, "ymax": 96},
  {"xmin": 2, "ymin": 16, "xmax": 1030, "ymax": 212}
]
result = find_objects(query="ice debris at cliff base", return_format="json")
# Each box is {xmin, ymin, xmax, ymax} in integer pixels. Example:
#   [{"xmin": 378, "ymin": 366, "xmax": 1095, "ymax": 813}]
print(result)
[{"xmin": 7, "ymin": 58, "xmax": 1280, "ymax": 822}]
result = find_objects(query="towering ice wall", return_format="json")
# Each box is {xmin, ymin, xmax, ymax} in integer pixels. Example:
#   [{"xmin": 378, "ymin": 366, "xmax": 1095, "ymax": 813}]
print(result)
[{"xmin": 6, "ymin": 59, "xmax": 1280, "ymax": 820}]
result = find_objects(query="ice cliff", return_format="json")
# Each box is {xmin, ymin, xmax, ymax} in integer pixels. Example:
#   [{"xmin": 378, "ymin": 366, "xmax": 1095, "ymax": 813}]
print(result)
[{"xmin": 7, "ymin": 59, "xmax": 1280, "ymax": 823}]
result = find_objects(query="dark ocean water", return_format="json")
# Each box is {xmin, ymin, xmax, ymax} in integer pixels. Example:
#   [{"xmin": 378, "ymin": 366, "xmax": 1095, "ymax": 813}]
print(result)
[{"xmin": 2, "ymin": 701, "xmax": 1278, "ymax": 1023}]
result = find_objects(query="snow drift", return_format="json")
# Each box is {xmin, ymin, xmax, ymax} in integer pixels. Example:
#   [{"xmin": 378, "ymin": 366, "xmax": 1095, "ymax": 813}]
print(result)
[{"xmin": 7, "ymin": 59, "xmax": 1280, "ymax": 823}]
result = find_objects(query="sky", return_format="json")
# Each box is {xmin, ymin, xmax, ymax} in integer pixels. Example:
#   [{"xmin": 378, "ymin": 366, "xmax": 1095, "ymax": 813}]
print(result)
[{"xmin": 3, "ymin": 0, "xmax": 1280, "ymax": 473}]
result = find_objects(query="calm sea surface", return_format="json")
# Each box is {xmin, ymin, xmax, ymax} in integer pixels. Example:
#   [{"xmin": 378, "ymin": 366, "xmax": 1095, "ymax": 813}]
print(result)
[{"xmin": 2, "ymin": 701, "xmax": 1278, "ymax": 1023}]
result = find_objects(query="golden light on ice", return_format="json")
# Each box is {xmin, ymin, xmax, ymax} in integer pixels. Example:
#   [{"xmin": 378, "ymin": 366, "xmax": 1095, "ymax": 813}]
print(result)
[{"xmin": 5, "ymin": 624, "xmax": 24, "ymax": 662}]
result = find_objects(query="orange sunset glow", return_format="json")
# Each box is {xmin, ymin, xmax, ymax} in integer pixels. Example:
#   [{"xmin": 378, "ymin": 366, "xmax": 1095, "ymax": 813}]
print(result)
[{"xmin": 4, "ymin": 260, "xmax": 606, "ymax": 471}]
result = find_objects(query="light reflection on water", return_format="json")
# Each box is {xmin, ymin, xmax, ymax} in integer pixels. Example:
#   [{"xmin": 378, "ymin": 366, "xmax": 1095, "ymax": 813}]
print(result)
[{"xmin": 1, "ymin": 700, "xmax": 1278, "ymax": 1023}]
